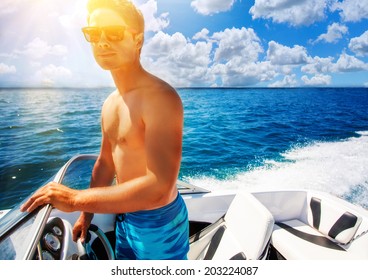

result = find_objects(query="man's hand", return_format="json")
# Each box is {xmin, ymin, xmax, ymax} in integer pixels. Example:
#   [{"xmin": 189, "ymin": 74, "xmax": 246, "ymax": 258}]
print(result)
[
  {"xmin": 20, "ymin": 182, "xmax": 78, "ymax": 213},
  {"xmin": 73, "ymin": 212, "xmax": 94, "ymax": 243}
]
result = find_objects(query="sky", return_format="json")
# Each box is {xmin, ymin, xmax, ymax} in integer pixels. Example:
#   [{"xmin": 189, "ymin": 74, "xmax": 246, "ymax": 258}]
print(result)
[{"xmin": 0, "ymin": 0, "xmax": 367, "ymax": 88}]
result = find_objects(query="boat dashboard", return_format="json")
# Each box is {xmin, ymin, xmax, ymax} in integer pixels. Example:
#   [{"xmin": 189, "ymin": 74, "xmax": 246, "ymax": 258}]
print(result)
[{"xmin": 33, "ymin": 217, "xmax": 69, "ymax": 260}]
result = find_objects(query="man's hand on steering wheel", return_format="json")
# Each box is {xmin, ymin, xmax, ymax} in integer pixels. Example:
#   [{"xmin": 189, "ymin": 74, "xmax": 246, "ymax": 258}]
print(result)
[{"xmin": 73, "ymin": 212, "xmax": 94, "ymax": 243}]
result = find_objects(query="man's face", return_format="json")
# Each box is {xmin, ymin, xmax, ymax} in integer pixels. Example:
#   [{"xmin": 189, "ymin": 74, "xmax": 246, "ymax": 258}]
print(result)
[{"xmin": 87, "ymin": 8, "xmax": 138, "ymax": 71}]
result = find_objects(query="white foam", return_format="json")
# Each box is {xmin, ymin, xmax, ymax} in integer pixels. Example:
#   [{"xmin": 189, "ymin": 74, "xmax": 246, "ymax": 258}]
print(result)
[{"xmin": 188, "ymin": 131, "xmax": 368, "ymax": 207}]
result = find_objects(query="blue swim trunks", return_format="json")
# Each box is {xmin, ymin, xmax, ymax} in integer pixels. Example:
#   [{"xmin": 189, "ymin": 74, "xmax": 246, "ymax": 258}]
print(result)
[{"xmin": 115, "ymin": 193, "xmax": 189, "ymax": 260}]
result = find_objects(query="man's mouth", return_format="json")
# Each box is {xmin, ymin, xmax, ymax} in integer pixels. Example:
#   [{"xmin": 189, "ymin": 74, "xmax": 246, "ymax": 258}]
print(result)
[{"xmin": 98, "ymin": 52, "xmax": 116, "ymax": 58}]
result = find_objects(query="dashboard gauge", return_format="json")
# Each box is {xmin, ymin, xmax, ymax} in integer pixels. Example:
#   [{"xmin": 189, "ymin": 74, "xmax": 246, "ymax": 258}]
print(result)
[
  {"xmin": 52, "ymin": 226, "xmax": 62, "ymax": 236},
  {"xmin": 41, "ymin": 250, "xmax": 55, "ymax": 260},
  {"xmin": 44, "ymin": 233, "xmax": 61, "ymax": 251}
]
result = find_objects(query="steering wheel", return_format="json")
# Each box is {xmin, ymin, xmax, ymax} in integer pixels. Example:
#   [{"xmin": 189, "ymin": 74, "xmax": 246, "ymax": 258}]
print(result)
[{"xmin": 77, "ymin": 224, "xmax": 115, "ymax": 260}]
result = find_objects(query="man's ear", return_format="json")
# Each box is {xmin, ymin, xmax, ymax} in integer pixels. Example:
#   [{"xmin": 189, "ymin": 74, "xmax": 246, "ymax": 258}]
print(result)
[{"xmin": 135, "ymin": 33, "xmax": 144, "ymax": 50}]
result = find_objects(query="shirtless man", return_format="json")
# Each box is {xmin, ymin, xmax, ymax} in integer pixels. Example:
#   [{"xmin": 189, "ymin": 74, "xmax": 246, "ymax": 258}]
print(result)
[{"xmin": 21, "ymin": 0, "xmax": 189, "ymax": 260}]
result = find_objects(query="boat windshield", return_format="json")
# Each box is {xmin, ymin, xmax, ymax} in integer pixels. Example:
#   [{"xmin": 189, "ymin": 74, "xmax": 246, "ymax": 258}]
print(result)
[
  {"xmin": 0, "ymin": 155, "xmax": 97, "ymax": 260},
  {"xmin": 0, "ymin": 174, "xmax": 55, "ymax": 260},
  {"xmin": 0, "ymin": 210, "xmax": 38, "ymax": 259}
]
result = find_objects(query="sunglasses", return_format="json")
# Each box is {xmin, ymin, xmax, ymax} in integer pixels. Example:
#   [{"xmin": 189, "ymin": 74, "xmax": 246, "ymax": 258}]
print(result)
[{"xmin": 82, "ymin": 26, "xmax": 134, "ymax": 43}]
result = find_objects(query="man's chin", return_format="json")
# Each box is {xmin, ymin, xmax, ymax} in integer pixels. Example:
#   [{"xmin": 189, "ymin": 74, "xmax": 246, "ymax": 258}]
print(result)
[
  {"xmin": 97, "ymin": 62, "xmax": 117, "ymax": 71},
  {"xmin": 97, "ymin": 61, "xmax": 127, "ymax": 71}
]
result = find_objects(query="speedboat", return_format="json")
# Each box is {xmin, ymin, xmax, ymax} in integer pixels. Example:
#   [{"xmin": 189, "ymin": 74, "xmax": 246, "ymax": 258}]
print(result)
[{"xmin": 1, "ymin": 154, "xmax": 368, "ymax": 260}]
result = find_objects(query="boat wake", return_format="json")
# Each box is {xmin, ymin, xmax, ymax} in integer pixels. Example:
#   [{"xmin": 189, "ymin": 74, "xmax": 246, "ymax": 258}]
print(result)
[{"xmin": 187, "ymin": 131, "xmax": 368, "ymax": 209}]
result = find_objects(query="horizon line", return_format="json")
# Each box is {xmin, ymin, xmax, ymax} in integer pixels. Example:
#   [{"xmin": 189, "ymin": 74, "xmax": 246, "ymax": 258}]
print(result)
[{"xmin": 0, "ymin": 86, "xmax": 367, "ymax": 90}]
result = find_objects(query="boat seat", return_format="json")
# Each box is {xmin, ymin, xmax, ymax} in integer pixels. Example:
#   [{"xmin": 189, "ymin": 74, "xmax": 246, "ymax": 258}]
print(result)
[
  {"xmin": 188, "ymin": 191, "xmax": 275, "ymax": 260},
  {"xmin": 271, "ymin": 196, "xmax": 363, "ymax": 259}
]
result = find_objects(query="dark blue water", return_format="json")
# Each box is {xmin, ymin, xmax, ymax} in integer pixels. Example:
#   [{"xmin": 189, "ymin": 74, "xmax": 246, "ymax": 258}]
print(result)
[{"xmin": 1, "ymin": 88, "xmax": 368, "ymax": 210}]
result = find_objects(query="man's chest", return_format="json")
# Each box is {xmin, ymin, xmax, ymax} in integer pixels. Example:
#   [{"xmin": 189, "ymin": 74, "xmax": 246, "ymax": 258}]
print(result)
[{"xmin": 103, "ymin": 102, "xmax": 144, "ymax": 147}]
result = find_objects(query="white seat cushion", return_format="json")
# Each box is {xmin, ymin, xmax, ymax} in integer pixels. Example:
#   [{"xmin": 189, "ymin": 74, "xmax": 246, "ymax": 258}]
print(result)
[
  {"xmin": 189, "ymin": 191, "xmax": 274, "ymax": 260},
  {"xmin": 307, "ymin": 196, "xmax": 362, "ymax": 244},
  {"xmin": 272, "ymin": 219, "xmax": 355, "ymax": 259}
]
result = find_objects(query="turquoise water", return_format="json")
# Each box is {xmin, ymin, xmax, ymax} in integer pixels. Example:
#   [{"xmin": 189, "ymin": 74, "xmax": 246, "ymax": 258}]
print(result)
[{"xmin": 1, "ymin": 87, "xmax": 368, "ymax": 209}]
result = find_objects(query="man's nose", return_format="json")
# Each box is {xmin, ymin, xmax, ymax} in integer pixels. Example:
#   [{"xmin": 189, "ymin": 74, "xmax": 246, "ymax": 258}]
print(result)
[{"xmin": 98, "ymin": 32, "xmax": 110, "ymax": 48}]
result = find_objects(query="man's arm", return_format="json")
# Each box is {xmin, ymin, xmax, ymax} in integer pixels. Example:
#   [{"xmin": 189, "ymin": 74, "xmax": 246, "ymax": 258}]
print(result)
[
  {"xmin": 90, "ymin": 128, "xmax": 116, "ymax": 188},
  {"xmin": 72, "ymin": 106, "xmax": 116, "ymax": 241}
]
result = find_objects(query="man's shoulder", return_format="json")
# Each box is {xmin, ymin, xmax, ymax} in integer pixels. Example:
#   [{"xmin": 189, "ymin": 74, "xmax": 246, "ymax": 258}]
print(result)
[
  {"xmin": 103, "ymin": 89, "xmax": 118, "ymax": 104},
  {"xmin": 144, "ymin": 76, "xmax": 180, "ymax": 102},
  {"xmin": 141, "ymin": 76, "xmax": 183, "ymax": 117},
  {"xmin": 101, "ymin": 90, "xmax": 119, "ymax": 116}
]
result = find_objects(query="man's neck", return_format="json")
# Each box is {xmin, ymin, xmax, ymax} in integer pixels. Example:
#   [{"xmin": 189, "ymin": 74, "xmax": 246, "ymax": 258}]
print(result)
[{"xmin": 111, "ymin": 62, "xmax": 146, "ymax": 95}]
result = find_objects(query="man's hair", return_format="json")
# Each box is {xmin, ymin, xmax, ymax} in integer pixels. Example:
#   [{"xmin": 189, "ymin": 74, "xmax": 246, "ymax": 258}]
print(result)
[{"xmin": 87, "ymin": 0, "xmax": 145, "ymax": 35}]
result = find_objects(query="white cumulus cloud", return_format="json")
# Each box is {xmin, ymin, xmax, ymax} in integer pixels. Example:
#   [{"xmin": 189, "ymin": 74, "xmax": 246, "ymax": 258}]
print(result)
[
  {"xmin": 138, "ymin": 0, "xmax": 170, "ymax": 32},
  {"xmin": 330, "ymin": 0, "xmax": 368, "ymax": 22},
  {"xmin": 16, "ymin": 38, "xmax": 68, "ymax": 60},
  {"xmin": 301, "ymin": 56, "xmax": 335, "ymax": 74},
  {"xmin": 267, "ymin": 41, "xmax": 309, "ymax": 65},
  {"xmin": 302, "ymin": 74, "xmax": 332, "ymax": 85},
  {"xmin": 209, "ymin": 27, "xmax": 277, "ymax": 86},
  {"xmin": 0, "ymin": 62, "xmax": 16, "ymax": 74},
  {"xmin": 212, "ymin": 27, "xmax": 263, "ymax": 64},
  {"xmin": 333, "ymin": 52, "xmax": 368, "ymax": 72},
  {"xmin": 0, "ymin": 0, "xmax": 24, "ymax": 16},
  {"xmin": 35, "ymin": 64, "xmax": 72, "ymax": 86},
  {"xmin": 142, "ymin": 31, "xmax": 213, "ymax": 87},
  {"xmin": 211, "ymin": 60, "xmax": 277, "ymax": 87},
  {"xmin": 313, "ymin": 23, "xmax": 348, "ymax": 44},
  {"xmin": 142, "ymin": 27, "xmax": 280, "ymax": 87},
  {"xmin": 193, "ymin": 28, "xmax": 210, "ymax": 41},
  {"xmin": 250, "ymin": 0, "xmax": 327, "ymax": 26},
  {"xmin": 349, "ymin": 30, "xmax": 368, "ymax": 57},
  {"xmin": 301, "ymin": 52, "xmax": 368, "ymax": 76},
  {"xmin": 269, "ymin": 74, "xmax": 298, "ymax": 87},
  {"xmin": 191, "ymin": 0, "xmax": 235, "ymax": 15}
]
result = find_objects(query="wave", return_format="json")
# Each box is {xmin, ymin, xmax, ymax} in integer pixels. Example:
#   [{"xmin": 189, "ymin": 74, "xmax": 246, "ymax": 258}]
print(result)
[
  {"xmin": 35, "ymin": 128, "xmax": 65, "ymax": 136},
  {"xmin": 187, "ymin": 131, "xmax": 368, "ymax": 208}
]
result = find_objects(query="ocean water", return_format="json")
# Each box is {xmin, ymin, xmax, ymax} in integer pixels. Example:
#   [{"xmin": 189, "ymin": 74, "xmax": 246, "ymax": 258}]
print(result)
[{"xmin": 0, "ymin": 87, "xmax": 368, "ymax": 210}]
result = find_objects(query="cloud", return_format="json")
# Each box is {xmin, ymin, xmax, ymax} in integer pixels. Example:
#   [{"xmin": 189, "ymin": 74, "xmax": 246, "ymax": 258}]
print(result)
[
  {"xmin": 349, "ymin": 30, "xmax": 368, "ymax": 57},
  {"xmin": 330, "ymin": 0, "xmax": 368, "ymax": 22},
  {"xmin": 142, "ymin": 31, "xmax": 213, "ymax": 87},
  {"xmin": 333, "ymin": 52, "xmax": 368, "ymax": 72},
  {"xmin": 269, "ymin": 74, "xmax": 298, "ymax": 87},
  {"xmin": 302, "ymin": 74, "xmax": 332, "ymax": 85},
  {"xmin": 250, "ymin": 0, "xmax": 327, "ymax": 26},
  {"xmin": 209, "ymin": 27, "xmax": 278, "ymax": 86},
  {"xmin": 138, "ymin": 0, "xmax": 170, "ymax": 32},
  {"xmin": 191, "ymin": 0, "xmax": 235, "ymax": 15},
  {"xmin": 301, "ymin": 53, "xmax": 368, "ymax": 77},
  {"xmin": 59, "ymin": 0, "xmax": 88, "ymax": 29},
  {"xmin": 0, "ymin": 0, "xmax": 23, "ymax": 16},
  {"xmin": 212, "ymin": 27, "xmax": 263, "ymax": 64},
  {"xmin": 211, "ymin": 60, "xmax": 277, "ymax": 87},
  {"xmin": 313, "ymin": 23, "xmax": 348, "ymax": 44},
  {"xmin": 16, "ymin": 38, "xmax": 68, "ymax": 60},
  {"xmin": 0, "ymin": 63, "xmax": 16, "ymax": 74},
  {"xmin": 0, "ymin": 52, "xmax": 18, "ymax": 59},
  {"xmin": 301, "ymin": 56, "xmax": 334, "ymax": 74},
  {"xmin": 142, "ymin": 27, "xmax": 277, "ymax": 87},
  {"xmin": 267, "ymin": 41, "xmax": 309, "ymax": 65},
  {"xmin": 34, "ymin": 64, "xmax": 72, "ymax": 86},
  {"xmin": 193, "ymin": 28, "xmax": 210, "ymax": 41}
]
